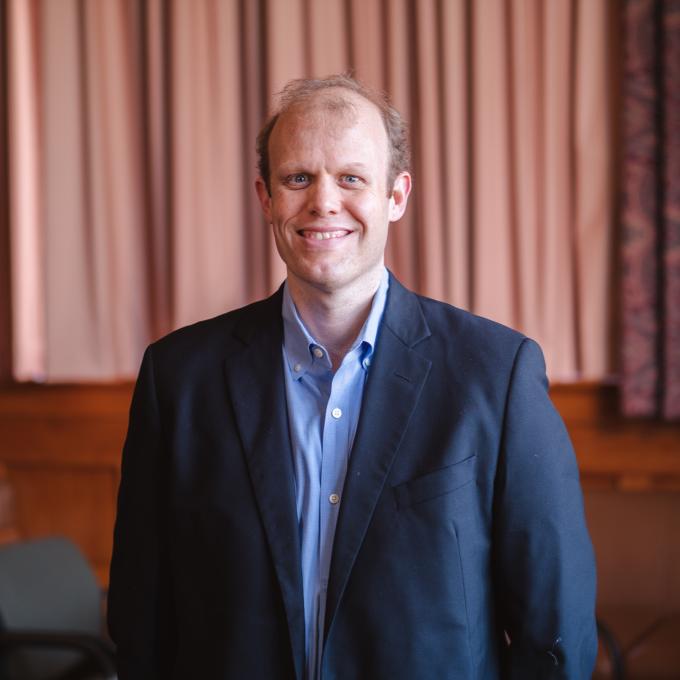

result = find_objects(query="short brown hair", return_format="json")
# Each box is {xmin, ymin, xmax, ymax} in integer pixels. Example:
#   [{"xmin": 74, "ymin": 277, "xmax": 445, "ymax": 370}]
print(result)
[{"xmin": 256, "ymin": 74, "xmax": 411, "ymax": 195}]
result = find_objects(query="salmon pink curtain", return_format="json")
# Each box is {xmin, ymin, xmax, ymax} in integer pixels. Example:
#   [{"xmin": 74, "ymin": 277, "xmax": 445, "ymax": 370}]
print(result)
[{"xmin": 1, "ymin": 0, "xmax": 614, "ymax": 382}]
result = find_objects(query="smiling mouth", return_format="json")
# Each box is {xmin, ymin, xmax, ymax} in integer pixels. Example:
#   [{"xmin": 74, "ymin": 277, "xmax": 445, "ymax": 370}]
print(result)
[{"xmin": 298, "ymin": 230, "xmax": 351, "ymax": 241}]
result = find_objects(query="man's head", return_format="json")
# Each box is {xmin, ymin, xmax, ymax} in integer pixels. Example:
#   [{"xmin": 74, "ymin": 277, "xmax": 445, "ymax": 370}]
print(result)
[
  {"xmin": 254, "ymin": 75, "xmax": 412, "ymax": 298},
  {"xmin": 256, "ymin": 75, "xmax": 411, "ymax": 197}
]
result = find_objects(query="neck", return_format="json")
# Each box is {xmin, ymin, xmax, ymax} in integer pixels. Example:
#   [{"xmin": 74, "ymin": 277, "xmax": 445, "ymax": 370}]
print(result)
[{"xmin": 287, "ymin": 270, "xmax": 383, "ymax": 371}]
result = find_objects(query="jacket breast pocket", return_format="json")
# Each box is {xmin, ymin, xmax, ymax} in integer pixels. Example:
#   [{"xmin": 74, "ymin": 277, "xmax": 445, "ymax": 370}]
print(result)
[{"xmin": 392, "ymin": 454, "xmax": 477, "ymax": 509}]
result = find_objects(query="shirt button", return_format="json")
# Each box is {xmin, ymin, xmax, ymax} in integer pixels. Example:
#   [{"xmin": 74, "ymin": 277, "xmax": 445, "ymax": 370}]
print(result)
[
  {"xmin": 312, "ymin": 347, "xmax": 324, "ymax": 359},
  {"xmin": 329, "ymin": 493, "xmax": 340, "ymax": 505},
  {"xmin": 331, "ymin": 407, "xmax": 342, "ymax": 419},
  {"xmin": 293, "ymin": 363, "xmax": 302, "ymax": 372}
]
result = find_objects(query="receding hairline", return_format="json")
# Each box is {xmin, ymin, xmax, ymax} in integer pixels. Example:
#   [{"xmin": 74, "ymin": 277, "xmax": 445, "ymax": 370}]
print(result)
[
  {"xmin": 279, "ymin": 84, "xmax": 376, "ymax": 116},
  {"xmin": 256, "ymin": 75, "xmax": 411, "ymax": 194},
  {"xmin": 270, "ymin": 88, "xmax": 388, "ymax": 143}
]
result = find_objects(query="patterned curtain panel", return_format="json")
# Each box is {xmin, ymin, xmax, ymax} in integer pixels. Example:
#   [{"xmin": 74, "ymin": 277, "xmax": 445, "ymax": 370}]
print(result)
[{"xmin": 621, "ymin": 0, "xmax": 680, "ymax": 421}]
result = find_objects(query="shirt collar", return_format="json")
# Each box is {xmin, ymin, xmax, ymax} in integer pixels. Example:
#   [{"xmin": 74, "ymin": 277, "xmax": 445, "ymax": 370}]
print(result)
[{"xmin": 281, "ymin": 268, "xmax": 390, "ymax": 379}]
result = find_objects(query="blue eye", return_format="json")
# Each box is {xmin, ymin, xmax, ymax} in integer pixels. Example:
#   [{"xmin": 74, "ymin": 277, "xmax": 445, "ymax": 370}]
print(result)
[
  {"xmin": 342, "ymin": 175, "xmax": 361, "ymax": 185},
  {"xmin": 283, "ymin": 173, "xmax": 310, "ymax": 188}
]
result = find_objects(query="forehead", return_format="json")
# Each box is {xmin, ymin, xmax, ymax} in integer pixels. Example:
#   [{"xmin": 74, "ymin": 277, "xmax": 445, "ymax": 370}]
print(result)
[{"xmin": 269, "ymin": 90, "xmax": 389, "ymax": 169}]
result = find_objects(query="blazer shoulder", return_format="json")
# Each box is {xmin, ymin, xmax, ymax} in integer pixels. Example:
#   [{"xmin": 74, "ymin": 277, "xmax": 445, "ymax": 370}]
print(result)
[
  {"xmin": 414, "ymin": 292, "xmax": 528, "ymax": 357},
  {"xmin": 384, "ymin": 275, "xmax": 537, "ymax": 379},
  {"xmin": 146, "ymin": 288, "xmax": 283, "ymax": 367}
]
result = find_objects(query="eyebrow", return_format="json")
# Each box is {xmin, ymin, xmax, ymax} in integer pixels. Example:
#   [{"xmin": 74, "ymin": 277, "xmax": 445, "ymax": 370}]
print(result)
[
  {"xmin": 277, "ymin": 162, "xmax": 373, "ymax": 175},
  {"xmin": 342, "ymin": 162, "xmax": 370, "ymax": 169}
]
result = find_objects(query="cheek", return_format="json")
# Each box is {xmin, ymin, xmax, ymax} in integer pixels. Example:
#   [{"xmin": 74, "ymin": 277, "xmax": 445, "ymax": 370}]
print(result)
[
  {"xmin": 349, "ymin": 193, "xmax": 384, "ymax": 218},
  {"xmin": 355, "ymin": 198, "xmax": 390, "ymax": 231},
  {"xmin": 271, "ymin": 194, "xmax": 304, "ymax": 224}
]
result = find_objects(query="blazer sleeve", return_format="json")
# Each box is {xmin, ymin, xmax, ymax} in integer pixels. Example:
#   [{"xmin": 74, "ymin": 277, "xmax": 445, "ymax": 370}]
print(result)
[
  {"xmin": 493, "ymin": 338, "xmax": 597, "ymax": 679},
  {"xmin": 107, "ymin": 346, "xmax": 175, "ymax": 680}
]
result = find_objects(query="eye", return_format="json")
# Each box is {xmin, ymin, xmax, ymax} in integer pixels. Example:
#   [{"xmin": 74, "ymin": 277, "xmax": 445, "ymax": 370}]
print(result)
[
  {"xmin": 341, "ymin": 174, "xmax": 363, "ymax": 186},
  {"xmin": 285, "ymin": 173, "xmax": 310, "ymax": 187}
]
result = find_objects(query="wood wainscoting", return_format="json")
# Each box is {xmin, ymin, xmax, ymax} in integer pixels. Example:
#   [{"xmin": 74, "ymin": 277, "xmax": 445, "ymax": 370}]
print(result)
[
  {"xmin": 0, "ymin": 381, "xmax": 678, "ymax": 587},
  {"xmin": 0, "ymin": 383, "xmax": 132, "ymax": 585}
]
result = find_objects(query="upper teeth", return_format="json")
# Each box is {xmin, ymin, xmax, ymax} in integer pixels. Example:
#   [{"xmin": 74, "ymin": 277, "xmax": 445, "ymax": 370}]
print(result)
[{"xmin": 304, "ymin": 231, "xmax": 347, "ymax": 240}]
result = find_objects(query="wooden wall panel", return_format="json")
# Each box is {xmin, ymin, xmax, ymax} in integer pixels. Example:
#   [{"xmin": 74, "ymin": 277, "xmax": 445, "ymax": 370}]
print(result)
[
  {"xmin": 585, "ymin": 489, "xmax": 680, "ymax": 609},
  {"xmin": 552, "ymin": 383, "xmax": 680, "ymax": 490},
  {"xmin": 8, "ymin": 466, "xmax": 119, "ymax": 584},
  {"xmin": 0, "ymin": 383, "xmax": 131, "ymax": 585},
  {"xmin": 0, "ymin": 381, "xmax": 678, "ymax": 588}
]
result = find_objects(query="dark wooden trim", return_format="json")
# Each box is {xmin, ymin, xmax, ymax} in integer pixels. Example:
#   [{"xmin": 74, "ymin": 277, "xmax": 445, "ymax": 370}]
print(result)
[
  {"xmin": 0, "ymin": 381, "xmax": 678, "ymax": 485},
  {"xmin": 0, "ymin": 381, "xmax": 678, "ymax": 587},
  {"xmin": 551, "ymin": 382, "xmax": 680, "ymax": 490}
]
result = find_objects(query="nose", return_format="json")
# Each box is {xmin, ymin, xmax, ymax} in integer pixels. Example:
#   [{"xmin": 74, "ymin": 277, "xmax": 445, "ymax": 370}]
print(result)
[{"xmin": 308, "ymin": 174, "xmax": 340, "ymax": 217}]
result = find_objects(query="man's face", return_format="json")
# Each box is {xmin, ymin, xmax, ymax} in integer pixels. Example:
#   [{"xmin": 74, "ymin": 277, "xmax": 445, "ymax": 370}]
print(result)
[{"xmin": 256, "ymin": 92, "xmax": 410, "ymax": 297}]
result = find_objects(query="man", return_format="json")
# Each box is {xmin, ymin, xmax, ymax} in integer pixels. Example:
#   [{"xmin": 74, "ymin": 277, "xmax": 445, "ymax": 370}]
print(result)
[{"xmin": 108, "ymin": 74, "xmax": 597, "ymax": 679}]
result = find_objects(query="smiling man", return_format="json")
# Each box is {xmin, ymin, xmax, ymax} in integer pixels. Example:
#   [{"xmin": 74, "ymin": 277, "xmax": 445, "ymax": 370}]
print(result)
[
  {"xmin": 255, "ymin": 84, "xmax": 410, "ymax": 372},
  {"xmin": 108, "ymin": 75, "xmax": 597, "ymax": 680}
]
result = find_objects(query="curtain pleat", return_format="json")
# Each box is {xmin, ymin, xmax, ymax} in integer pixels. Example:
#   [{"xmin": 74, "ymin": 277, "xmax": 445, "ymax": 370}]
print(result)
[
  {"xmin": 4, "ymin": 0, "xmax": 614, "ymax": 382},
  {"xmin": 0, "ymin": 0, "xmax": 13, "ymax": 381},
  {"xmin": 8, "ymin": 0, "xmax": 44, "ymax": 380}
]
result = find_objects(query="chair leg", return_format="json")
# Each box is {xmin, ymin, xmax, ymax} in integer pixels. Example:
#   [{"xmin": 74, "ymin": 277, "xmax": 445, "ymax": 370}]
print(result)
[{"xmin": 597, "ymin": 618, "xmax": 625, "ymax": 680}]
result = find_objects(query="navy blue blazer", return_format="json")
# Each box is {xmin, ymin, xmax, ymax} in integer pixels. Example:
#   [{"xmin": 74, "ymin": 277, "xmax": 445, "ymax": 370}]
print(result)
[{"xmin": 108, "ymin": 274, "xmax": 597, "ymax": 679}]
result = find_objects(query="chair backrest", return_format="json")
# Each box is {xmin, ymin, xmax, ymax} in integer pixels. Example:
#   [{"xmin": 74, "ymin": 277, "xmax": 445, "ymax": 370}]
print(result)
[{"xmin": 0, "ymin": 536, "xmax": 103, "ymax": 679}]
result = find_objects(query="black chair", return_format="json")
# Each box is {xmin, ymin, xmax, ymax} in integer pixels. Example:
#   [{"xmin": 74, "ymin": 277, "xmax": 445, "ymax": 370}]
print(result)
[
  {"xmin": 0, "ymin": 537, "xmax": 115, "ymax": 680},
  {"xmin": 596, "ymin": 617, "xmax": 625, "ymax": 680}
]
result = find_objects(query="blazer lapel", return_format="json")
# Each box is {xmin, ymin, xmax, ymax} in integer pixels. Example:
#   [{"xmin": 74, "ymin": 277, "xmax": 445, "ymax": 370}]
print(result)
[
  {"xmin": 324, "ymin": 277, "xmax": 432, "ymax": 639},
  {"xmin": 223, "ymin": 291, "xmax": 305, "ymax": 680}
]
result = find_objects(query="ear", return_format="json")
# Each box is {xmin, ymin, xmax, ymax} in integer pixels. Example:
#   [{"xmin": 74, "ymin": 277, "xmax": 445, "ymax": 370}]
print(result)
[
  {"xmin": 388, "ymin": 172, "xmax": 412, "ymax": 222},
  {"xmin": 255, "ymin": 177, "xmax": 273, "ymax": 223}
]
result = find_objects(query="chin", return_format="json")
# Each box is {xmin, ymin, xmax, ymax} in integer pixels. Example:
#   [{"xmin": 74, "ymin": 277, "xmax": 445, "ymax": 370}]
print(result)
[{"xmin": 290, "ymin": 267, "xmax": 350, "ymax": 293}]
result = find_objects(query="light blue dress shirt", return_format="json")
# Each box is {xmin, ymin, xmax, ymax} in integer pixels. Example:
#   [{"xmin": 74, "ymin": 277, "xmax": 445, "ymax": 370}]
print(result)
[{"xmin": 281, "ymin": 269, "xmax": 389, "ymax": 680}]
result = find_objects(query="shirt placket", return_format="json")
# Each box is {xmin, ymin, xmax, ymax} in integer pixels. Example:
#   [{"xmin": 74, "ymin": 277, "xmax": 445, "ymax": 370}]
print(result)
[{"xmin": 315, "ymin": 358, "xmax": 354, "ymax": 676}]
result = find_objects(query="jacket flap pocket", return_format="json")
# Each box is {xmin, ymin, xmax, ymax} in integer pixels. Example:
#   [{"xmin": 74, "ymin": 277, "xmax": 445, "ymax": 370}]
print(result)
[{"xmin": 393, "ymin": 454, "xmax": 477, "ymax": 508}]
